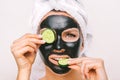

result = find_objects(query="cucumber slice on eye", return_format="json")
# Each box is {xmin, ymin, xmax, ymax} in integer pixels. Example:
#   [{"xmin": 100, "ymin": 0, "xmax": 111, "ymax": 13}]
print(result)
[
  {"xmin": 41, "ymin": 28, "xmax": 56, "ymax": 43},
  {"xmin": 58, "ymin": 58, "xmax": 68, "ymax": 67}
]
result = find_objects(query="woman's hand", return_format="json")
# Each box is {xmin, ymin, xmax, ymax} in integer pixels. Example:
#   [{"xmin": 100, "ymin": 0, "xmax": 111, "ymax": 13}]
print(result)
[
  {"xmin": 68, "ymin": 57, "xmax": 108, "ymax": 80},
  {"xmin": 11, "ymin": 33, "xmax": 45, "ymax": 80},
  {"xmin": 11, "ymin": 33, "xmax": 45, "ymax": 69}
]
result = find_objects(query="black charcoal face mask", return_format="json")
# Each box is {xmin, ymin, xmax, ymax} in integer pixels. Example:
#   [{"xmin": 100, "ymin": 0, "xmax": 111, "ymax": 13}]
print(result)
[{"xmin": 39, "ymin": 15, "xmax": 82, "ymax": 74}]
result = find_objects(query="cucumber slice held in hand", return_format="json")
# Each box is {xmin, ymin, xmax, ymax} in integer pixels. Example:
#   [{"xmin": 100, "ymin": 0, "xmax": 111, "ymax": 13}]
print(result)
[
  {"xmin": 41, "ymin": 28, "xmax": 56, "ymax": 43},
  {"xmin": 58, "ymin": 58, "xmax": 69, "ymax": 67}
]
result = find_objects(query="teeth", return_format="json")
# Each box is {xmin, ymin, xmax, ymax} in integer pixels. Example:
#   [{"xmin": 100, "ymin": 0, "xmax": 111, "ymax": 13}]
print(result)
[
  {"xmin": 54, "ymin": 58, "xmax": 60, "ymax": 60},
  {"xmin": 54, "ymin": 57, "xmax": 68, "ymax": 60}
]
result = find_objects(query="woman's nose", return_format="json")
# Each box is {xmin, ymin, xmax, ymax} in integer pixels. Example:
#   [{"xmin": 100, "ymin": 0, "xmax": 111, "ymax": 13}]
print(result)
[{"xmin": 54, "ymin": 35, "xmax": 63, "ymax": 50}]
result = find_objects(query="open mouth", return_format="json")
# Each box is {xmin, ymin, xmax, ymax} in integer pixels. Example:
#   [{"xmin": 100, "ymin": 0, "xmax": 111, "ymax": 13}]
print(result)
[{"xmin": 49, "ymin": 54, "xmax": 70, "ymax": 65}]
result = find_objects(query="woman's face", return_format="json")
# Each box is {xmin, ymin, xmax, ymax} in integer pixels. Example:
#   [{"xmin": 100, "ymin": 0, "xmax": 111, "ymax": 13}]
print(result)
[{"xmin": 39, "ymin": 12, "xmax": 82, "ymax": 74}]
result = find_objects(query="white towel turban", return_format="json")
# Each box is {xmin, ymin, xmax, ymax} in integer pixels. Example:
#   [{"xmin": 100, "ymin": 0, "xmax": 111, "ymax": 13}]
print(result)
[{"xmin": 30, "ymin": 0, "xmax": 93, "ymax": 80}]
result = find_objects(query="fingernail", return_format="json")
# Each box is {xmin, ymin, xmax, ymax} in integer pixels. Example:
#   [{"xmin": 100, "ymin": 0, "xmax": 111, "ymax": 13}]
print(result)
[
  {"xmin": 67, "ymin": 59, "xmax": 72, "ymax": 64},
  {"xmin": 67, "ymin": 60, "xmax": 70, "ymax": 64},
  {"xmin": 38, "ymin": 35, "xmax": 42, "ymax": 38},
  {"xmin": 41, "ymin": 40, "xmax": 46, "ymax": 43},
  {"xmin": 68, "ymin": 58, "xmax": 73, "ymax": 61}
]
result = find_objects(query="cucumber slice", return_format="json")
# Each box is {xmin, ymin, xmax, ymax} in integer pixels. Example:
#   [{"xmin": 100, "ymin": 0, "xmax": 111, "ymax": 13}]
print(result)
[
  {"xmin": 58, "ymin": 58, "xmax": 68, "ymax": 67},
  {"xmin": 41, "ymin": 28, "xmax": 56, "ymax": 43}
]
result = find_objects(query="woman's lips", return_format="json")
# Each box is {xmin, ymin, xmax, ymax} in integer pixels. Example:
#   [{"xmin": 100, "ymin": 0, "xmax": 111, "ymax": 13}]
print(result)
[{"xmin": 49, "ymin": 54, "xmax": 70, "ymax": 65}]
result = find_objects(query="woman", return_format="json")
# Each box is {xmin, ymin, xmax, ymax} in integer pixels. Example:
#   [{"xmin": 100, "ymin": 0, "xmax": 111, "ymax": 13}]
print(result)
[{"xmin": 11, "ymin": 0, "xmax": 108, "ymax": 80}]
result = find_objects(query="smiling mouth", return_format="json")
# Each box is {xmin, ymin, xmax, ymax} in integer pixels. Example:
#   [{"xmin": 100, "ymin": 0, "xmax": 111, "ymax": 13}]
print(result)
[{"xmin": 49, "ymin": 54, "xmax": 70, "ymax": 65}]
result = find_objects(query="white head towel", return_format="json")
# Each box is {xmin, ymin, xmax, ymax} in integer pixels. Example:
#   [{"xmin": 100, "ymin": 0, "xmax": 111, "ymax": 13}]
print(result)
[{"xmin": 30, "ymin": 0, "xmax": 92, "ymax": 80}]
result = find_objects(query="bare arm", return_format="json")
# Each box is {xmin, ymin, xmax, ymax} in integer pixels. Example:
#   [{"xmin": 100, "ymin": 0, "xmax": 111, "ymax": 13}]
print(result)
[{"xmin": 17, "ymin": 67, "xmax": 31, "ymax": 80}]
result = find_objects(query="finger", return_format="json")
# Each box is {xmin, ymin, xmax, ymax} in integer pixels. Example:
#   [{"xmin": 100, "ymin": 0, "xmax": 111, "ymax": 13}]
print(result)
[
  {"xmin": 24, "ymin": 51, "xmax": 36, "ymax": 62},
  {"xmin": 21, "ymin": 33, "xmax": 42, "ymax": 39},
  {"xmin": 68, "ymin": 65, "xmax": 80, "ymax": 70},
  {"xmin": 68, "ymin": 57, "xmax": 90, "ymax": 65},
  {"xmin": 30, "ymin": 38, "xmax": 46, "ymax": 44},
  {"xmin": 16, "ymin": 40, "xmax": 37, "ymax": 50},
  {"xmin": 11, "ymin": 40, "xmax": 37, "ymax": 55},
  {"xmin": 13, "ymin": 46, "xmax": 35, "ymax": 57},
  {"xmin": 80, "ymin": 61, "xmax": 86, "ymax": 80},
  {"xmin": 22, "ymin": 38, "xmax": 45, "ymax": 45},
  {"xmin": 84, "ymin": 62, "xmax": 95, "ymax": 79},
  {"xmin": 12, "ymin": 38, "xmax": 45, "ymax": 49},
  {"xmin": 13, "ymin": 34, "xmax": 42, "ymax": 44},
  {"xmin": 85, "ymin": 63, "xmax": 98, "ymax": 80},
  {"xmin": 68, "ymin": 58, "xmax": 81, "ymax": 65}
]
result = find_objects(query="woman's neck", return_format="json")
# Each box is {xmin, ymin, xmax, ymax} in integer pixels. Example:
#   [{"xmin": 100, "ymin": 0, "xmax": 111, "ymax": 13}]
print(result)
[{"xmin": 41, "ymin": 66, "xmax": 82, "ymax": 80}]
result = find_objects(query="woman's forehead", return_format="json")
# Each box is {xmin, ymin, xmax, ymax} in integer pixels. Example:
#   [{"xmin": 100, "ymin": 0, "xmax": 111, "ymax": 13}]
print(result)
[
  {"xmin": 41, "ymin": 11, "xmax": 74, "ymax": 23},
  {"xmin": 40, "ymin": 15, "xmax": 79, "ymax": 30}
]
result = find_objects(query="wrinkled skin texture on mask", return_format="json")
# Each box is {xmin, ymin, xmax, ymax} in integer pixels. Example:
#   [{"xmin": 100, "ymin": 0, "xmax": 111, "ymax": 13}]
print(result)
[{"xmin": 39, "ymin": 15, "xmax": 81, "ymax": 74}]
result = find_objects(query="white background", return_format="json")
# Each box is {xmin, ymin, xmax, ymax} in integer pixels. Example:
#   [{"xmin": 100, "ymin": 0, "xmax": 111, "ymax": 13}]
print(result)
[{"xmin": 0, "ymin": 0, "xmax": 120, "ymax": 80}]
